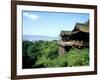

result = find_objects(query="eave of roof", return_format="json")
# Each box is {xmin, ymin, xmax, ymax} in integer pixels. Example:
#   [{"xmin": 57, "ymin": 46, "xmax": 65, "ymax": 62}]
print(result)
[
  {"xmin": 73, "ymin": 23, "xmax": 89, "ymax": 33},
  {"xmin": 60, "ymin": 22, "xmax": 89, "ymax": 36}
]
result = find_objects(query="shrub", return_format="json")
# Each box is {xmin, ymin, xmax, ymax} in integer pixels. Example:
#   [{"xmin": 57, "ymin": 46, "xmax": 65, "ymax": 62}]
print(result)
[{"xmin": 66, "ymin": 48, "xmax": 89, "ymax": 67}]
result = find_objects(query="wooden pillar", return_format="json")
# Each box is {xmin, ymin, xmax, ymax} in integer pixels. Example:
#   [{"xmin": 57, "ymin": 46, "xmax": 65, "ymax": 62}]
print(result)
[{"xmin": 58, "ymin": 45, "xmax": 66, "ymax": 55}]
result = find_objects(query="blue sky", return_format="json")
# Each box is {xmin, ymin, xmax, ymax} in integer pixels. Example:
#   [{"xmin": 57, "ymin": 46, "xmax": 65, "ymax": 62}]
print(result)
[{"xmin": 22, "ymin": 11, "xmax": 89, "ymax": 37}]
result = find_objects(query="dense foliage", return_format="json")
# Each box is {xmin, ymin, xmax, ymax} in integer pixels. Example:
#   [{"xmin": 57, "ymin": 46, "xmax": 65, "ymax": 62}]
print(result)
[{"xmin": 22, "ymin": 40, "xmax": 89, "ymax": 69}]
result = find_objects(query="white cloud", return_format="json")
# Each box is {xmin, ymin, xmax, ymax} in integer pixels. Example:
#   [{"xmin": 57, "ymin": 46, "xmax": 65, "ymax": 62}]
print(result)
[{"xmin": 23, "ymin": 12, "xmax": 39, "ymax": 20}]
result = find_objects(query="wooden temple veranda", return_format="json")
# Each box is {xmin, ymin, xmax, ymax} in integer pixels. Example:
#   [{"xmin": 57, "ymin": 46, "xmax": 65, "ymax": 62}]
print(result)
[{"xmin": 58, "ymin": 22, "xmax": 89, "ymax": 55}]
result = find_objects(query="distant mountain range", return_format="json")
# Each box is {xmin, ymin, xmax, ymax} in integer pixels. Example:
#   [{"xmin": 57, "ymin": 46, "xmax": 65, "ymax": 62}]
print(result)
[{"xmin": 23, "ymin": 35, "xmax": 59, "ymax": 41}]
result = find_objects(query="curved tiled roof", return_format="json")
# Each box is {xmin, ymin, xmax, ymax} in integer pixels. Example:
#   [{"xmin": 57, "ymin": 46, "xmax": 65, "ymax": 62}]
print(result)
[
  {"xmin": 73, "ymin": 23, "xmax": 89, "ymax": 33},
  {"xmin": 60, "ymin": 22, "xmax": 89, "ymax": 36}
]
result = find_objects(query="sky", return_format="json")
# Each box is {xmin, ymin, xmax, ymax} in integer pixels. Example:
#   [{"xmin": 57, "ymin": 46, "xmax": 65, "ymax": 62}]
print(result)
[{"xmin": 22, "ymin": 11, "xmax": 89, "ymax": 37}]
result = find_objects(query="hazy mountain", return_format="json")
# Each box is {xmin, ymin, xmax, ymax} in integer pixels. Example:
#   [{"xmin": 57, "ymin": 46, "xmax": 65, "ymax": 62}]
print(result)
[{"xmin": 23, "ymin": 35, "xmax": 59, "ymax": 41}]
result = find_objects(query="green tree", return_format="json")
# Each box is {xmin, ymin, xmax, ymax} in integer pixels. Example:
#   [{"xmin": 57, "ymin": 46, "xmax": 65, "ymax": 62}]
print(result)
[
  {"xmin": 67, "ymin": 48, "xmax": 89, "ymax": 67},
  {"xmin": 22, "ymin": 41, "xmax": 33, "ymax": 68}
]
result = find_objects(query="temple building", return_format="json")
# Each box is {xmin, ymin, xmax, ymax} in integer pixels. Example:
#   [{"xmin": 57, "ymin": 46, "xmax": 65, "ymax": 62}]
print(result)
[{"xmin": 58, "ymin": 22, "xmax": 89, "ymax": 55}]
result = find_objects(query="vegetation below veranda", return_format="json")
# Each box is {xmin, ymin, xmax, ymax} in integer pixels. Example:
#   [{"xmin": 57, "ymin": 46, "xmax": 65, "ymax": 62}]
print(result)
[{"xmin": 22, "ymin": 40, "xmax": 89, "ymax": 69}]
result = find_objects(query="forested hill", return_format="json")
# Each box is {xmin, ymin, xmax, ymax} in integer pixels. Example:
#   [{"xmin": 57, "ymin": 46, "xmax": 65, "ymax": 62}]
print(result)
[{"xmin": 22, "ymin": 40, "xmax": 89, "ymax": 69}]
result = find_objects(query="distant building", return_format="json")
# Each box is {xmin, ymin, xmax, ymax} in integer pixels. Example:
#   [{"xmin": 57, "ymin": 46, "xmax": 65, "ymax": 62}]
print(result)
[{"xmin": 58, "ymin": 22, "xmax": 89, "ymax": 55}]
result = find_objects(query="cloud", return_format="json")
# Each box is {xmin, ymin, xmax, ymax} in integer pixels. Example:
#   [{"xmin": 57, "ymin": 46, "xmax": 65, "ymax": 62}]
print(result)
[{"xmin": 23, "ymin": 12, "xmax": 39, "ymax": 20}]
